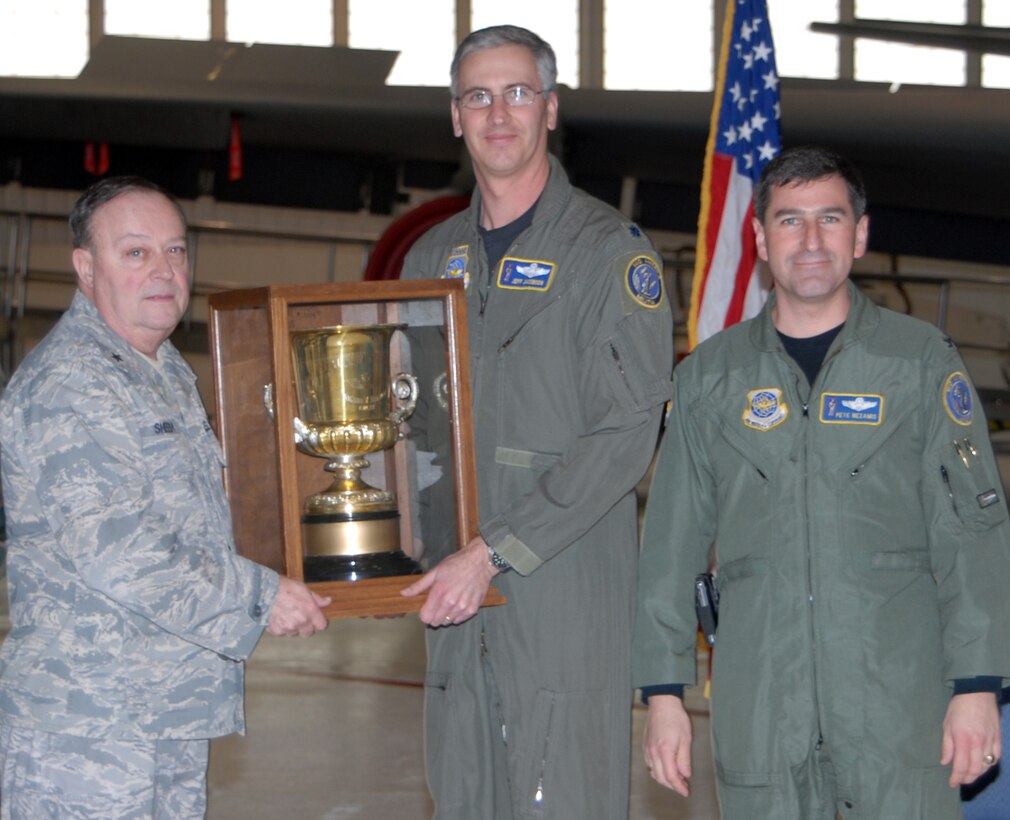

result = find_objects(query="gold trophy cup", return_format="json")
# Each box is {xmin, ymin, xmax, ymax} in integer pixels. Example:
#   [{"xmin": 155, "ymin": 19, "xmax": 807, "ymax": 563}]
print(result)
[{"xmin": 290, "ymin": 324, "xmax": 420, "ymax": 582}]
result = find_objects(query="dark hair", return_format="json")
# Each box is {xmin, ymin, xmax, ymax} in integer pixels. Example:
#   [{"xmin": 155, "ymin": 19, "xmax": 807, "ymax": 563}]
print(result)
[
  {"xmin": 754, "ymin": 145, "xmax": 867, "ymax": 224},
  {"xmin": 450, "ymin": 25, "xmax": 557, "ymax": 98},
  {"xmin": 69, "ymin": 176, "xmax": 186, "ymax": 249}
]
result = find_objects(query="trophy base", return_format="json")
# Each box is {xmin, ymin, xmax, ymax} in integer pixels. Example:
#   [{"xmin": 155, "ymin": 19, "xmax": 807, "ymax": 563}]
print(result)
[
  {"xmin": 301, "ymin": 510, "xmax": 421, "ymax": 582},
  {"xmin": 303, "ymin": 550, "xmax": 422, "ymax": 583}
]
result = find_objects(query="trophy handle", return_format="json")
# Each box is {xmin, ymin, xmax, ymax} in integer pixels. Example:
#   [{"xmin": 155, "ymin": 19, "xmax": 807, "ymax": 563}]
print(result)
[
  {"xmin": 266, "ymin": 381, "xmax": 316, "ymax": 453},
  {"xmin": 263, "ymin": 383, "xmax": 275, "ymax": 420},
  {"xmin": 292, "ymin": 415, "xmax": 318, "ymax": 454},
  {"xmin": 390, "ymin": 372, "xmax": 419, "ymax": 433}
]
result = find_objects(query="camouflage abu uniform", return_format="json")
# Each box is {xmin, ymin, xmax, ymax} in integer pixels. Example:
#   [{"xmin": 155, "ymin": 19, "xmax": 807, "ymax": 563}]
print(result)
[{"xmin": 0, "ymin": 291, "xmax": 278, "ymax": 814}]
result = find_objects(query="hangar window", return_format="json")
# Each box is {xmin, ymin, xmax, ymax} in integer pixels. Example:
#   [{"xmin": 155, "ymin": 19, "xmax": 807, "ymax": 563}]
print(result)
[
  {"xmin": 471, "ymin": 0, "xmax": 580, "ymax": 90},
  {"xmin": 853, "ymin": 0, "xmax": 966, "ymax": 86},
  {"xmin": 106, "ymin": 0, "xmax": 210, "ymax": 41},
  {"xmin": 0, "ymin": 0, "xmax": 87, "ymax": 77},
  {"xmin": 350, "ymin": 0, "xmax": 455, "ymax": 87},
  {"xmin": 768, "ymin": 0, "xmax": 839, "ymax": 80},
  {"xmin": 228, "ymin": 0, "xmax": 331, "ymax": 46},
  {"xmin": 604, "ymin": 0, "xmax": 713, "ymax": 91},
  {"xmin": 982, "ymin": 1, "xmax": 1010, "ymax": 89}
]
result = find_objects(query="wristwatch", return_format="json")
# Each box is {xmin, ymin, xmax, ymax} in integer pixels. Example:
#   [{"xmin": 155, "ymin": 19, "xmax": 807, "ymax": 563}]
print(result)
[{"xmin": 487, "ymin": 544, "xmax": 511, "ymax": 572}]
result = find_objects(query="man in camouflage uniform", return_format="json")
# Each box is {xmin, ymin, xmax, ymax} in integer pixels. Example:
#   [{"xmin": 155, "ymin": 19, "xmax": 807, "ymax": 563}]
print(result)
[{"xmin": 0, "ymin": 177, "xmax": 330, "ymax": 818}]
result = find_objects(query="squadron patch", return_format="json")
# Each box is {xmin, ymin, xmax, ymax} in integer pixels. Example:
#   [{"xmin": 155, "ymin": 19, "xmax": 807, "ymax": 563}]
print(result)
[
  {"xmin": 497, "ymin": 257, "xmax": 556, "ymax": 291},
  {"xmin": 625, "ymin": 256, "xmax": 664, "ymax": 308},
  {"xmin": 943, "ymin": 371, "xmax": 974, "ymax": 426},
  {"xmin": 819, "ymin": 393, "xmax": 884, "ymax": 425},
  {"xmin": 443, "ymin": 245, "xmax": 469, "ymax": 288},
  {"xmin": 743, "ymin": 388, "xmax": 789, "ymax": 431}
]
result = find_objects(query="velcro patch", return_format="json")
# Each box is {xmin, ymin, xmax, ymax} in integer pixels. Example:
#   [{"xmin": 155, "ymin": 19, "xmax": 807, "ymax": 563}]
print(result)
[
  {"xmin": 743, "ymin": 388, "xmax": 788, "ymax": 431},
  {"xmin": 943, "ymin": 371, "xmax": 973, "ymax": 426},
  {"xmin": 497, "ymin": 257, "xmax": 556, "ymax": 291},
  {"xmin": 443, "ymin": 245, "xmax": 469, "ymax": 286},
  {"xmin": 819, "ymin": 393, "xmax": 884, "ymax": 425},
  {"xmin": 625, "ymin": 256, "xmax": 664, "ymax": 308}
]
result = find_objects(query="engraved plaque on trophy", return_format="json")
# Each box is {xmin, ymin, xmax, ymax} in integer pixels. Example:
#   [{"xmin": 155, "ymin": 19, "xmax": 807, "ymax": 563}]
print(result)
[{"xmin": 289, "ymin": 323, "xmax": 421, "ymax": 582}]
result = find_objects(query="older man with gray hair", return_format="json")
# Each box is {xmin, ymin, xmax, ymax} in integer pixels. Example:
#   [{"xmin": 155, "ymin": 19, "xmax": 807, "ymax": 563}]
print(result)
[{"xmin": 0, "ymin": 176, "xmax": 330, "ymax": 818}]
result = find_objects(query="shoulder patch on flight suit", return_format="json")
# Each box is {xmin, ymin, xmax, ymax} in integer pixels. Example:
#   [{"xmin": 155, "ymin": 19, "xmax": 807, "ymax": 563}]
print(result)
[
  {"xmin": 743, "ymin": 388, "xmax": 788, "ymax": 431},
  {"xmin": 497, "ymin": 257, "xmax": 556, "ymax": 292},
  {"xmin": 625, "ymin": 256, "xmax": 664, "ymax": 309},
  {"xmin": 819, "ymin": 393, "xmax": 884, "ymax": 425},
  {"xmin": 443, "ymin": 245, "xmax": 469, "ymax": 288},
  {"xmin": 943, "ymin": 371, "xmax": 973, "ymax": 426}
]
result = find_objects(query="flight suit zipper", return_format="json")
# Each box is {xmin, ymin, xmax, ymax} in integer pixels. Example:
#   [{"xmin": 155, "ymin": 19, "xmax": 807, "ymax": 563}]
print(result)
[{"xmin": 800, "ymin": 340, "xmax": 843, "ymax": 759}]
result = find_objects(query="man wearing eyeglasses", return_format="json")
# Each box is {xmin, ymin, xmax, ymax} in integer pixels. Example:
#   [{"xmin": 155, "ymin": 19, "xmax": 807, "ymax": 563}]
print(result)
[{"xmin": 400, "ymin": 24, "xmax": 674, "ymax": 820}]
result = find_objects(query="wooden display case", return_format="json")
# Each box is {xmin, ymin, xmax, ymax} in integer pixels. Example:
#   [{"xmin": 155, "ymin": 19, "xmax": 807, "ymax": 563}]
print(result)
[{"xmin": 208, "ymin": 279, "xmax": 503, "ymax": 618}]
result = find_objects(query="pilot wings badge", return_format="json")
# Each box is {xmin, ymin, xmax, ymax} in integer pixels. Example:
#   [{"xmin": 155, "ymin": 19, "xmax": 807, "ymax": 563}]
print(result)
[
  {"xmin": 820, "ymin": 393, "xmax": 884, "ymax": 425},
  {"xmin": 497, "ymin": 257, "xmax": 557, "ymax": 292}
]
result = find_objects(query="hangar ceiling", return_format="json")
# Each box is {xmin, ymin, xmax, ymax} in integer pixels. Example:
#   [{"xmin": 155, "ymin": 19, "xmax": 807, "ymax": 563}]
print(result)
[{"xmin": 1, "ymin": 35, "xmax": 1009, "ymax": 264}]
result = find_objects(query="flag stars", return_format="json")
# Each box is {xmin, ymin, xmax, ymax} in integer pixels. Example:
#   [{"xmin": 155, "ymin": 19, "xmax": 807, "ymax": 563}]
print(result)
[
  {"xmin": 763, "ymin": 70, "xmax": 779, "ymax": 91},
  {"xmin": 742, "ymin": 52, "xmax": 754, "ymax": 70},
  {"xmin": 741, "ymin": 20, "xmax": 754, "ymax": 41},
  {"xmin": 738, "ymin": 120, "xmax": 754, "ymax": 142},
  {"xmin": 757, "ymin": 140, "xmax": 778, "ymax": 161},
  {"xmin": 750, "ymin": 110, "xmax": 768, "ymax": 132},
  {"xmin": 723, "ymin": 127, "xmax": 738, "ymax": 146},
  {"xmin": 729, "ymin": 81, "xmax": 742, "ymax": 103},
  {"xmin": 753, "ymin": 41, "xmax": 772, "ymax": 62}
]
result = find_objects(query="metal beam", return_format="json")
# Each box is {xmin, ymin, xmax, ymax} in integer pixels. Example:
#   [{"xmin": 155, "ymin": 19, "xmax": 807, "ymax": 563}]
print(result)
[{"xmin": 810, "ymin": 19, "xmax": 1010, "ymax": 56}]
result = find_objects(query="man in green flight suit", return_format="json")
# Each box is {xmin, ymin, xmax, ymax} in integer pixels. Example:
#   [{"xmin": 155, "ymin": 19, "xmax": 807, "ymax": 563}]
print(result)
[
  {"xmin": 400, "ymin": 24, "xmax": 674, "ymax": 820},
  {"xmin": 634, "ymin": 145, "xmax": 1010, "ymax": 819}
]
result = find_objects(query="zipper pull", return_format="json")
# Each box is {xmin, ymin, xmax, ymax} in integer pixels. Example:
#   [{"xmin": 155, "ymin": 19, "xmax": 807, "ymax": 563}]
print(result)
[{"xmin": 940, "ymin": 465, "xmax": 957, "ymax": 514}]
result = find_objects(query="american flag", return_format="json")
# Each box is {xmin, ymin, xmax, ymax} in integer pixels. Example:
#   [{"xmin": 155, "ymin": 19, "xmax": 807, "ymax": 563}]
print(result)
[{"xmin": 688, "ymin": 0, "xmax": 782, "ymax": 348}]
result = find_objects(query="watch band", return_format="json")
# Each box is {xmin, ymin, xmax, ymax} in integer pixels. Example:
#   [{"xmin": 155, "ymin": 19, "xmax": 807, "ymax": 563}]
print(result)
[{"xmin": 487, "ymin": 544, "xmax": 511, "ymax": 572}]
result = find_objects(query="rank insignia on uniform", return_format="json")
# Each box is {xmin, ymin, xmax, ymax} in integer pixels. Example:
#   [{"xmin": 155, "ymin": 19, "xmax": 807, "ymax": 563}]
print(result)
[
  {"xmin": 497, "ymin": 257, "xmax": 556, "ymax": 291},
  {"xmin": 943, "ymin": 371, "xmax": 973, "ymax": 425},
  {"xmin": 444, "ymin": 245, "xmax": 469, "ymax": 288},
  {"xmin": 743, "ymin": 388, "xmax": 788, "ymax": 431},
  {"xmin": 625, "ymin": 256, "xmax": 664, "ymax": 308},
  {"xmin": 819, "ymin": 393, "xmax": 884, "ymax": 425}
]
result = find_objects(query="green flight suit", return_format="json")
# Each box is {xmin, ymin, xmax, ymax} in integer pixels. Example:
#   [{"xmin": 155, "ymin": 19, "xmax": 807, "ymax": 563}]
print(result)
[
  {"xmin": 634, "ymin": 283, "xmax": 1010, "ymax": 819},
  {"xmin": 403, "ymin": 156, "xmax": 673, "ymax": 819}
]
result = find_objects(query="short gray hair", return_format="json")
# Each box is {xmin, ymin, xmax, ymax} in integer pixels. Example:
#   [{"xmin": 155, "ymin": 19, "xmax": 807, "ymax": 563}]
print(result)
[
  {"xmin": 70, "ymin": 176, "xmax": 186, "ymax": 249},
  {"xmin": 450, "ymin": 25, "xmax": 557, "ymax": 98}
]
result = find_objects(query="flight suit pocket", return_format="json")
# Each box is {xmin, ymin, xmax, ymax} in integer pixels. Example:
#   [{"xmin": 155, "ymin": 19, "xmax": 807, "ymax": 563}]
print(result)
[
  {"xmin": 423, "ymin": 671, "xmax": 466, "ymax": 811},
  {"xmin": 936, "ymin": 437, "xmax": 1007, "ymax": 531},
  {"xmin": 604, "ymin": 310, "xmax": 673, "ymax": 414},
  {"xmin": 515, "ymin": 689, "xmax": 611, "ymax": 820}
]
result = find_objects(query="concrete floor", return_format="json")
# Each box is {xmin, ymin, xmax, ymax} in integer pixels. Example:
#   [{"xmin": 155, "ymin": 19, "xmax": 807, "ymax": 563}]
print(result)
[
  {"xmin": 205, "ymin": 614, "xmax": 719, "ymax": 819},
  {"xmin": 0, "ymin": 446, "xmax": 1003, "ymax": 819}
]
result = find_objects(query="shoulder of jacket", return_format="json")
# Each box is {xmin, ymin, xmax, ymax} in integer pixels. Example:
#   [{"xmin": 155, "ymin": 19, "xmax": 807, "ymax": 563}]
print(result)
[
  {"xmin": 558, "ymin": 188, "xmax": 653, "ymax": 253},
  {"xmin": 868, "ymin": 306, "xmax": 951, "ymax": 358}
]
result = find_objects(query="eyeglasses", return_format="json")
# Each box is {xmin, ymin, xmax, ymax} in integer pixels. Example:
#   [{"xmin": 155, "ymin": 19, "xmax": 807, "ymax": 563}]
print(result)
[{"xmin": 455, "ymin": 85, "xmax": 551, "ymax": 110}]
